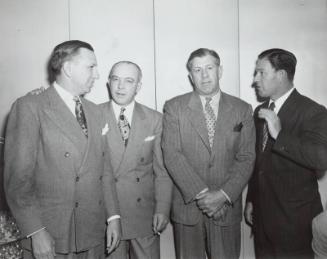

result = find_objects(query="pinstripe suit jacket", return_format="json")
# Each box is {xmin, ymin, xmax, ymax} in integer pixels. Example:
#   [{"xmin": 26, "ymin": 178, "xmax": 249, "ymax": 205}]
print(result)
[
  {"xmin": 247, "ymin": 89, "xmax": 327, "ymax": 252},
  {"xmin": 4, "ymin": 86, "xmax": 119, "ymax": 253},
  {"xmin": 162, "ymin": 91, "xmax": 256, "ymax": 226},
  {"xmin": 100, "ymin": 101, "xmax": 172, "ymax": 239}
]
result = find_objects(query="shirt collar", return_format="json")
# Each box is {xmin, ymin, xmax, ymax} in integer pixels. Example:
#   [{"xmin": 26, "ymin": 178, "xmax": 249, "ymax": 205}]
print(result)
[
  {"xmin": 270, "ymin": 87, "xmax": 294, "ymax": 114},
  {"xmin": 111, "ymin": 100, "xmax": 135, "ymax": 123},
  {"xmin": 53, "ymin": 81, "xmax": 78, "ymax": 115}
]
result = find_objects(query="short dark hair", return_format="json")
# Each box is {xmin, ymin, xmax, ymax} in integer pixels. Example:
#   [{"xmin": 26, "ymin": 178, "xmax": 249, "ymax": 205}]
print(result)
[
  {"xmin": 49, "ymin": 40, "xmax": 94, "ymax": 78},
  {"xmin": 258, "ymin": 48, "xmax": 297, "ymax": 82},
  {"xmin": 186, "ymin": 48, "xmax": 220, "ymax": 71}
]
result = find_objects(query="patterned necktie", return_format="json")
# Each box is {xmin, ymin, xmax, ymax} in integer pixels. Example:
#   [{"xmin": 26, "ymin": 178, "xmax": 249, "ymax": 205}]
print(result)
[
  {"xmin": 204, "ymin": 97, "xmax": 217, "ymax": 148},
  {"xmin": 118, "ymin": 107, "xmax": 130, "ymax": 146},
  {"xmin": 73, "ymin": 96, "xmax": 88, "ymax": 137},
  {"xmin": 261, "ymin": 102, "xmax": 275, "ymax": 151}
]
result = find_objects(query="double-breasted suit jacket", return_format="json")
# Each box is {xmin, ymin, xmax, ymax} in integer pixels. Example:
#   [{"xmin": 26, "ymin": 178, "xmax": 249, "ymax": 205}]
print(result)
[
  {"xmin": 4, "ymin": 86, "xmax": 120, "ymax": 253},
  {"xmin": 247, "ymin": 89, "xmax": 327, "ymax": 253},
  {"xmin": 162, "ymin": 91, "xmax": 256, "ymax": 226},
  {"xmin": 100, "ymin": 101, "xmax": 172, "ymax": 240}
]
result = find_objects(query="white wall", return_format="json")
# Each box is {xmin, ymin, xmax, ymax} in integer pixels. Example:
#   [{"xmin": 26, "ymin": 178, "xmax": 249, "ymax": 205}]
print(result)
[{"xmin": 1, "ymin": 1, "xmax": 327, "ymax": 258}]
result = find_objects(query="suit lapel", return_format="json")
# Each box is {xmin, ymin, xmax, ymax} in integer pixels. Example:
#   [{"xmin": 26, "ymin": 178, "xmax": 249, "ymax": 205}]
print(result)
[
  {"xmin": 211, "ymin": 93, "xmax": 233, "ymax": 157},
  {"xmin": 104, "ymin": 101, "xmax": 125, "ymax": 173},
  {"xmin": 277, "ymin": 89, "xmax": 299, "ymax": 131},
  {"xmin": 186, "ymin": 92, "xmax": 211, "ymax": 152},
  {"xmin": 117, "ymin": 102, "xmax": 148, "ymax": 176},
  {"xmin": 43, "ymin": 86, "xmax": 87, "ymax": 153}
]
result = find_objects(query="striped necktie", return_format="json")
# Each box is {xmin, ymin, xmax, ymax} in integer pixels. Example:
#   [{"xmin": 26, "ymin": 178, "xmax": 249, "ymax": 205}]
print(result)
[{"xmin": 261, "ymin": 102, "xmax": 275, "ymax": 151}]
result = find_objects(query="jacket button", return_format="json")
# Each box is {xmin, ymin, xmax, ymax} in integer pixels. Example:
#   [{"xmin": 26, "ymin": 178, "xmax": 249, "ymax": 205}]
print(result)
[
  {"xmin": 136, "ymin": 177, "xmax": 140, "ymax": 182},
  {"xmin": 114, "ymin": 178, "xmax": 118, "ymax": 182},
  {"xmin": 75, "ymin": 176, "xmax": 80, "ymax": 182},
  {"xmin": 75, "ymin": 202, "xmax": 79, "ymax": 207},
  {"xmin": 137, "ymin": 198, "xmax": 141, "ymax": 202},
  {"xmin": 64, "ymin": 152, "xmax": 70, "ymax": 157}
]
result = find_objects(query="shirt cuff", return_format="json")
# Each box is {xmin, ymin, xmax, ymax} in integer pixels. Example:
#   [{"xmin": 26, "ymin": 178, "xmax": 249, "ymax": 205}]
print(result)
[
  {"xmin": 27, "ymin": 227, "xmax": 46, "ymax": 238},
  {"xmin": 195, "ymin": 188, "xmax": 209, "ymax": 200},
  {"xmin": 220, "ymin": 189, "xmax": 232, "ymax": 205},
  {"xmin": 107, "ymin": 215, "xmax": 121, "ymax": 224}
]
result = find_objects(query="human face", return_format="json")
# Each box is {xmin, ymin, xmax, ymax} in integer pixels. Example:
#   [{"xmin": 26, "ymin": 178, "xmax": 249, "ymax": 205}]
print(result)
[
  {"xmin": 253, "ymin": 58, "xmax": 281, "ymax": 100},
  {"xmin": 189, "ymin": 55, "xmax": 222, "ymax": 97},
  {"xmin": 69, "ymin": 48, "xmax": 99, "ymax": 96},
  {"xmin": 108, "ymin": 63, "xmax": 141, "ymax": 106}
]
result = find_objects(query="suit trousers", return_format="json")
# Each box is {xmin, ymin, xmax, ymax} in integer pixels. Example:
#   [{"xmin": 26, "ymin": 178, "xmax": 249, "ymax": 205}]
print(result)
[
  {"xmin": 312, "ymin": 210, "xmax": 327, "ymax": 259},
  {"xmin": 107, "ymin": 234, "xmax": 159, "ymax": 259},
  {"xmin": 173, "ymin": 215, "xmax": 240, "ymax": 259},
  {"xmin": 254, "ymin": 220, "xmax": 314, "ymax": 259},
  {"xmin": 23, "ymin": 244, "xmax": 105, "ymax": 259}
]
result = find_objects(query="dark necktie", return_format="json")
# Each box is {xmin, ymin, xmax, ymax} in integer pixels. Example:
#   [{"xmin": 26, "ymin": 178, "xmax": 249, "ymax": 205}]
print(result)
[
  {"xmin": 118, "ymin": 107, "xmax": 130, "ymax": 146},
  {"xmin": 73, "ymin": 96, "xmax": 88, "ymax": 137},
  {"xmin": 204, "ymin": 97, "xmax": 216, "ymax": 148},
  {"xmin": 261, "ymin": 102, "xmax": 275, "ymax": 151}
]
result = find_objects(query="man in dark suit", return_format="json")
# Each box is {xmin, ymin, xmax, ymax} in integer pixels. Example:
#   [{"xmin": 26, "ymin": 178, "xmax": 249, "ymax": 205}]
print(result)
[
  {"xmin": 245, "ymin": 48, "xmax": 327, "ymax": 259},
  {"xmin": 161, "ymin": 48, "xmax": 256, "ymax": 259},
  {"xmin": 102, "ymin": 61, "xmax": 173, "ymax": 259},
  {"xmin": 4, "ymin": 40, "xmax": 121, "ymax": 259}
]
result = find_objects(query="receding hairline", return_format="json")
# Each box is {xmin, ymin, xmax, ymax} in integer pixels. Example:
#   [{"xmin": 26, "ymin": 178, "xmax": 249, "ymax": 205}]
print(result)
[{"xmin": 109, "ymin": 61, "xmax": 142, "ymax": 81}]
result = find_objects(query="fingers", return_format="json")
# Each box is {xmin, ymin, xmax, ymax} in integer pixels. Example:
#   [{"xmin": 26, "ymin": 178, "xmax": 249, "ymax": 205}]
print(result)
[{"xmin": 106, "ymin": 230, "xmax": 119, "ymax": 254}]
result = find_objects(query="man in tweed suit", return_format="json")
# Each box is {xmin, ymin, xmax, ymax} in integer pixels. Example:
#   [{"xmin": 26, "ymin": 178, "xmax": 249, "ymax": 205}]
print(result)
[
  {"xmin": 103, "ymin": 61, "xmax": 173, "ymax": 259},
  {"xmin": 4, "ymin": 40, "xmax": 121, "ymax": 259},
  {"xmin": 161, "ymin": 48, "xmax": 256, "ymax": 259}
]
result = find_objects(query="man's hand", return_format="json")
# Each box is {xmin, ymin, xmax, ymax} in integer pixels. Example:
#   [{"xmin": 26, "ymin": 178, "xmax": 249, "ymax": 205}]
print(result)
[
  {"xmin": 27, "ymin": 86, "xmax": 45, "ymax": 96},
  {"xmin": 31, "ymin": 229, "xmax": 55, "ymax": 259},
  {"xmin": 212, "ymin": 203, "xmax": 229, "ymax": 221},
  {"xmin": 244, "ymin": 201, "xmax": 254, "ymax": 226},
  {"xmin": 106, "ymin": 219, "xmax": 122, "ymax": 254},
  {"xmin": 153, "ymin": 213, "xmax": 169, "ymax": 235},
  {"xmin": 196, "ymin": 190, "xmax": 227, "ymax": 217},
  {"xmin": 258, "ymin": 109, "xmax": 281, "ymax": 139}
]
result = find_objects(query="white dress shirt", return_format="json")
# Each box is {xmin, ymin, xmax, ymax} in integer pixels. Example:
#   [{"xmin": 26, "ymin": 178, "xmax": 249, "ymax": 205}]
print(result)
[{"xmin": 269, "ymin": 87, "xmax": 295, "ymax": 114}]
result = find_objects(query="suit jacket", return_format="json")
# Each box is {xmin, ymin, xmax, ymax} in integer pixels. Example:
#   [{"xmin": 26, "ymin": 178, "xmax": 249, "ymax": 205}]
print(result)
[
  {"xmin": 100, "ymin": 101, "xmax": 173, "ymax": 239},
  {"xmin": 162, "ymin": 91, "xmax": 256, "ymax": 226},
  {"xmin": 247, "ymin": 89, "xmax": 327, "ymax": 252},
  {"xmin": 4, "ymin": 86, "xmax": 119, "ymax": 253}
]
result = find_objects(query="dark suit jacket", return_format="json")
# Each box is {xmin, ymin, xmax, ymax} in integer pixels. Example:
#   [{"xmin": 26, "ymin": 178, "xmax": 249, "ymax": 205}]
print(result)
[
  {"xmin": 162, "ymin": 91, "xmax": 256, "ymax": 226},
  {"xmin": 100, "ymin": 101, "xmax": 172, "ymax": 240},
  {"xmin": 247, "ymin": 89, "xmax": 327, "ymax": 253},
  {"xmin": 4, "ymin": 86, "xmax": 120, "ymax": 253}
]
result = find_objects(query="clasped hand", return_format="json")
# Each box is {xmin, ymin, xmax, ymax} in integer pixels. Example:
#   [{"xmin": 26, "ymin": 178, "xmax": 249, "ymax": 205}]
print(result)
[{"xmin": 195, "ymin": 190, "xmax": 228, "ymax": 219}]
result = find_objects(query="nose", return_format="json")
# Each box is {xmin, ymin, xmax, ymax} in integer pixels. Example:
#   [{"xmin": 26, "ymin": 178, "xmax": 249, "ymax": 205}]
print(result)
[
  {"xmin": 94, "ymin": 68, "xmax": 100, "ymax": 79},
  {"xmin": 253, "ymin": 72, "xmax": 260, "ymax": 82},
  {"xmin": 201, "ymin": 69, "xmax": 209, "ymax": 78}
]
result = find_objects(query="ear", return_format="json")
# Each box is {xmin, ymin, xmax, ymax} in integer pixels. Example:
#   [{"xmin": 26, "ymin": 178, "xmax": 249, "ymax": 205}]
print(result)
[
  {"xmin": 188, "ymin": 73, "xmax": 194, "ymax": 85},
  {"xmin": 62, "ymin": 61, "xmax": 72, "ymax": 78},
  {"xmin": 218, "ymin": 65, "xmax": 223, "ymax": 79},
  {"xmin": 136, "ymin": 81, "xmax": 142, "ymax": 94},
  {"xmin": 277, "ymin": 69, "xmax": 287, "ymax": 81}
]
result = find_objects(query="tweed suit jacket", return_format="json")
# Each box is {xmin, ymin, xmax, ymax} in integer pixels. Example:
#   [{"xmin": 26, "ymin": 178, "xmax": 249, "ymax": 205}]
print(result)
[
  {"xmin": 100, "ymin": 101, "xmax": 173, "ymax": 240},
  {"xmin": 4, "ymin": 86, "xmax": 120, "ymax": 253},
  {"xmin": 247, "ymin": 89, "xmax": 327, "ymax": 252},
  {"xmin": 162, "ymin": 91, "xmax": 256, "ymax": 226}
]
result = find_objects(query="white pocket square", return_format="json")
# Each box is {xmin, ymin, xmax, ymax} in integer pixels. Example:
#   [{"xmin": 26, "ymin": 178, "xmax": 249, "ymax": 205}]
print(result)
[
  {"xmin": 144, "ymin": 135, "xmax": 155, "ymax": 142},
  {"xmin": 102, "ymin": 123, "xmax": 109, "ymax": 135}
]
